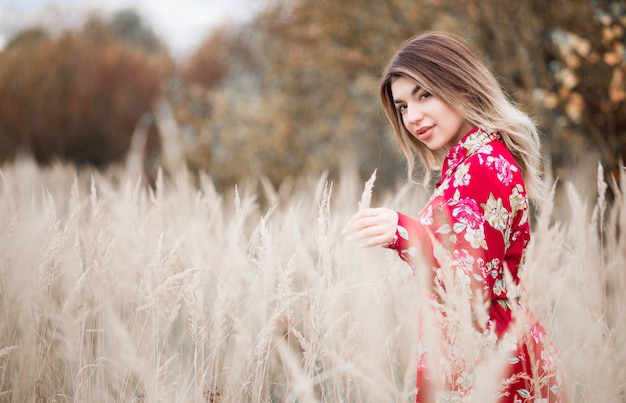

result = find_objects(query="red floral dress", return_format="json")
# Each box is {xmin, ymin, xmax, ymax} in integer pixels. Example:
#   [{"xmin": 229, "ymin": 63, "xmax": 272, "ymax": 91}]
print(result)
[{"xmin": 387, "ymin": 127, "xmax": 566, "ymax": 402}]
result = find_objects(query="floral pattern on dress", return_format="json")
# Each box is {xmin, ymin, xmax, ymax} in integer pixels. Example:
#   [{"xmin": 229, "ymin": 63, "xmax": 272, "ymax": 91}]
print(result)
[{"xmin": 386, "ymin": 127, "xmax": 566, "ymax": 402}]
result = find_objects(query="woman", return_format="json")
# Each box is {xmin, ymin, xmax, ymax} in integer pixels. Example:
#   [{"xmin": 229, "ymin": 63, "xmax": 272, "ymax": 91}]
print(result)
[{"xmin": 343, "ymin": 32, "xmax": 566, "ymax": 402}]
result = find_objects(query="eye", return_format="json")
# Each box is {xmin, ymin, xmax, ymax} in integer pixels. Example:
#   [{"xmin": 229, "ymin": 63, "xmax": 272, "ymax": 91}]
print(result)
[
  {"xmin": 396, "ymin": 104, "xmax": 407, "ymax": 114},
  {"xmin": 419, "ymin": 92, "xmax": 431, "ymax": 100}
]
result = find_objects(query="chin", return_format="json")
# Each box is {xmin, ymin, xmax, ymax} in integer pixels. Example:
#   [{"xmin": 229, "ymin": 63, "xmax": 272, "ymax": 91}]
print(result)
[{"xmin": 424, "ymin": 142, "xmax": 445, "ymax": 151}]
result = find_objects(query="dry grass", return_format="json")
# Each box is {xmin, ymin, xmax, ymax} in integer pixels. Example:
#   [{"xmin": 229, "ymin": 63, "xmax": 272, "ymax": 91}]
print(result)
[{"xmin": 0, "ymin": 158, "xmax": 624, "ymax": 402}]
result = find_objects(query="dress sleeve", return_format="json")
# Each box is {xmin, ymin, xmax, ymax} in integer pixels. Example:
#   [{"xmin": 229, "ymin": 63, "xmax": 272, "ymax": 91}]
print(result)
[{"xmin": 385, "ymin": 211, "xmax": 437, "ymax": 271}]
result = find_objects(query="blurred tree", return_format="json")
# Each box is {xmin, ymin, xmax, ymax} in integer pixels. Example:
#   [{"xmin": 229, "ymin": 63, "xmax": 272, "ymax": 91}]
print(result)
[
  {"xmin": 543, "ymin": 0, "xmax": 626, "ymax": 179},
  {"xmin": 459, "ymin": 0, "xmax": 625, "ymax": 184},
  {"xmin": 109, "ymin": 8, "xmax": 163, "ymax": 53},
  {"xmin": 153, "ymin": 24, "xmax": 242, "ymax": 179},
  {"xmin": 0, "ymin": 10, "xmax": 173, "ymax": 167},
  {"xmin": 180, "ymin": 23, "xmax": 231, "ymax": 89},
  {"xmin": 194, "ymin": 0, "xmax": 429, "ymax": 189}
]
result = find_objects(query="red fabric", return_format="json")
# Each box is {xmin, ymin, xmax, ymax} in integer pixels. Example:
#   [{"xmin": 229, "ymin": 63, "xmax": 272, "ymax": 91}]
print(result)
[{"xmin": 387, "ymin": 127, "xmax": 566, "ymax": 402}]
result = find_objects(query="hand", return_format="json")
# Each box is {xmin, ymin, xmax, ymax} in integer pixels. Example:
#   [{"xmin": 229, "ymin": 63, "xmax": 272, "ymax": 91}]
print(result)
[{"xmin": 342, "ymin": 208, "xmax": 399, "ymax": 248}]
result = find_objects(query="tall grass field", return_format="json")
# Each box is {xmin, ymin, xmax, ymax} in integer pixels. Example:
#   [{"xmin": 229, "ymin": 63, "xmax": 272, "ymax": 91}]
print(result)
[{"xmin": 0, "ymin": 159, "xmax": 624, "ymax": 402}]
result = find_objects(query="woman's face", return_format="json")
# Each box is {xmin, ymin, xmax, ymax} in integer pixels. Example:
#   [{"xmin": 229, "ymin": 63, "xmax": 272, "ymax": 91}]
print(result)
[{"xmin": 391, "ymin": 76, "xmax": 471, "ymax": 151}]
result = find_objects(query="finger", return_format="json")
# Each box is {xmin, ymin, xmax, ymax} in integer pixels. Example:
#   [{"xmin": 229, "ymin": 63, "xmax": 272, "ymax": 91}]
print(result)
[
  {"xmin": 359, "ymin": 233, "xmax": 395, "ymax": 248},
  {"xmin": 350, "ymin": 224, "xmax": 390, "ymax": 243},
  {"xmin": 354, "ymin": 208, "xmax": 380, "ymax": 221},
  {"xmin": 343, "ymin": 209, "xmax": 380, "ymax": 234}
]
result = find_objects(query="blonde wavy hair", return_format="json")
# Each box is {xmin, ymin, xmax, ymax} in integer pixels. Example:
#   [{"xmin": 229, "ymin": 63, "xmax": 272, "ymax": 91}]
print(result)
[{"xmin": 380, "ymin": 32, "xmax": 546, "ymax": 202}]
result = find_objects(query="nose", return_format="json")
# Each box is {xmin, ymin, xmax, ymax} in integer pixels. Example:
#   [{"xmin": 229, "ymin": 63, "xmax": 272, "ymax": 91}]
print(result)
[{"xmin": 404, "ymin": 103, "xmax": 423, "ymax": 127}]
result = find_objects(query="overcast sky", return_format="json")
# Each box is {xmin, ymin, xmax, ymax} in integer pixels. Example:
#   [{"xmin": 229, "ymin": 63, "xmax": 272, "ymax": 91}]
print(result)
[{"xmin": 0, "ymin": 0, "xmax": 265, "ymax": 58}]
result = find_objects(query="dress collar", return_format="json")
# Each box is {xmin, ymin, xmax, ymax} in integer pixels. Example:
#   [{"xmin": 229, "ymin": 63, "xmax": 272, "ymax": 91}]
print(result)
[{"xmin": 439, "ymin": 127, "xmax": 501, "ymax": 182}]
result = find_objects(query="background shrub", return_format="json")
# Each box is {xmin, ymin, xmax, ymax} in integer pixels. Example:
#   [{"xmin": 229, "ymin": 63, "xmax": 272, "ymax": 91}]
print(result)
[{"xmin": 0, "ymin": 11, "xmax": 172, "ymax": 167}]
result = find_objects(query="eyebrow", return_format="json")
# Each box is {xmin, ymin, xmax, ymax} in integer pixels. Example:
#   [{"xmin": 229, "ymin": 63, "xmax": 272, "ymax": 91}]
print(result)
[{"xmin": 393, "ymin": 85, "xmax": 422, "ymax": 104}]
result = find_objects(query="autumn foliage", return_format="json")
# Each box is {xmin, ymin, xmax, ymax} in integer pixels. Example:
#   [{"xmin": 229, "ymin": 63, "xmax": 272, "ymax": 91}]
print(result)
[
  {"xmin": 180, "ymin": 24, "xmax": 231, "ymax": 89},
  {"xmin": 0, "ymin": 13, "xmax": 173, "ymax": 166},
  {"xmin": 0, "ymin": 1, "xmax": 624, "ymax": 193}
]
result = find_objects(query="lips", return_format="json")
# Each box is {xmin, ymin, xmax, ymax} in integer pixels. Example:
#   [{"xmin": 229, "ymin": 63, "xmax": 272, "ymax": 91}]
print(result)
[{"xmin": 415, "ymin": 125, "xmax": 434, "ymax": 139}]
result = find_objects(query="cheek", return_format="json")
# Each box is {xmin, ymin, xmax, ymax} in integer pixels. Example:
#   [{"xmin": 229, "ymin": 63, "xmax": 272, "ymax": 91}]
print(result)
[{"xmin": 399, "ymin": 115, "xmax": 410, "ymax": 131}]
